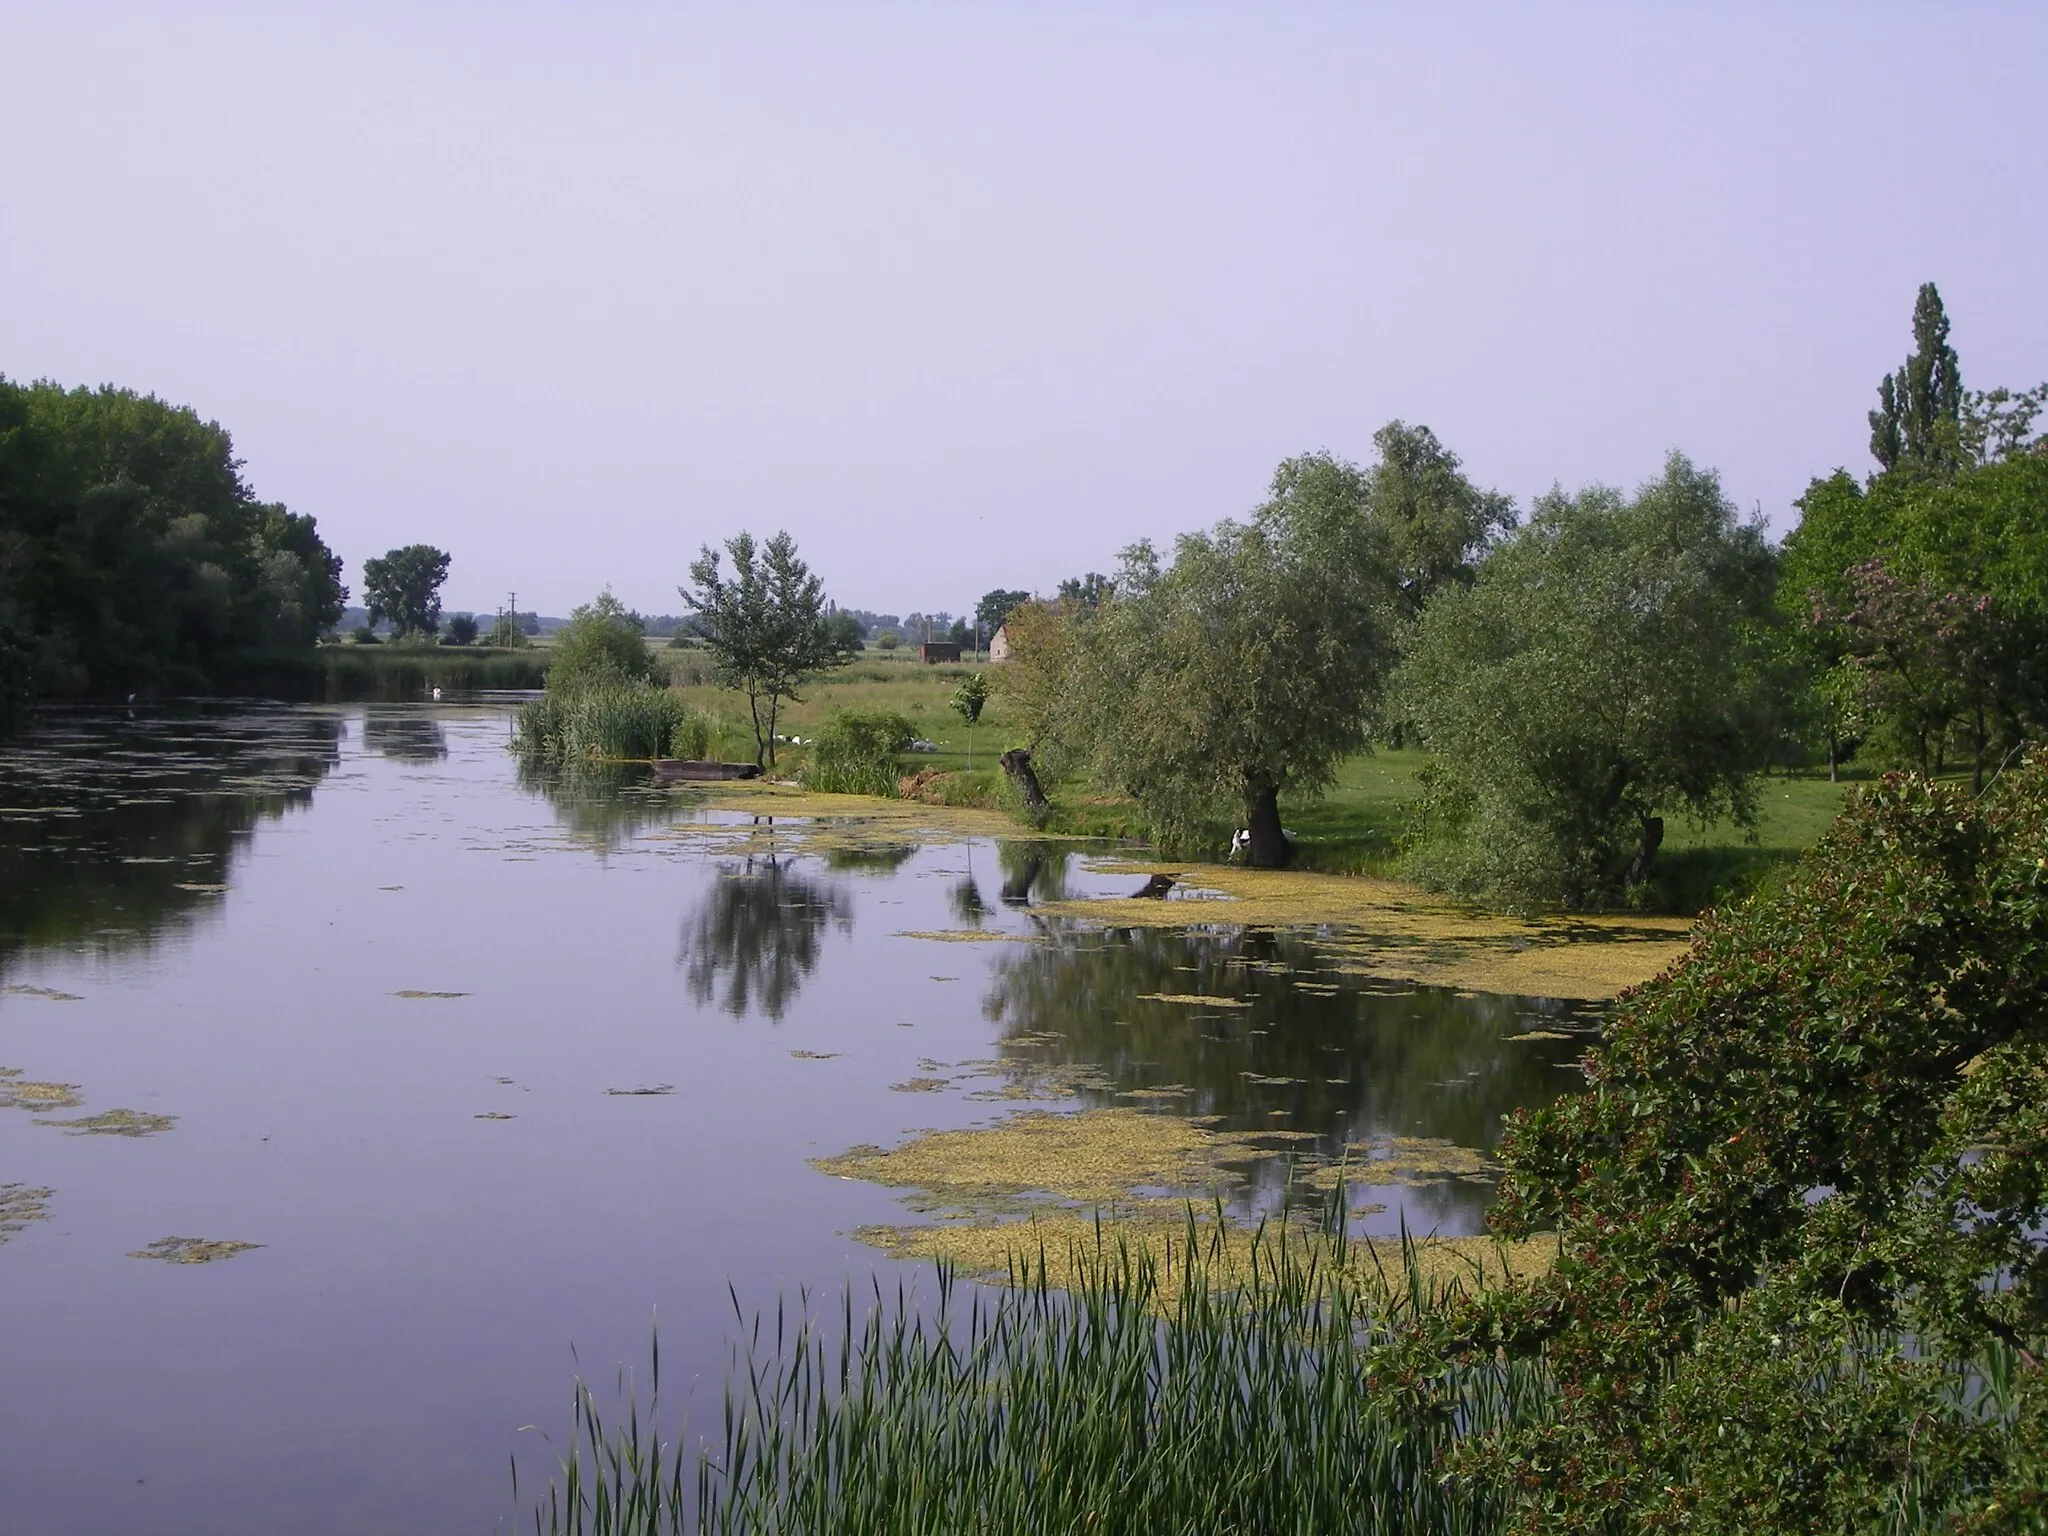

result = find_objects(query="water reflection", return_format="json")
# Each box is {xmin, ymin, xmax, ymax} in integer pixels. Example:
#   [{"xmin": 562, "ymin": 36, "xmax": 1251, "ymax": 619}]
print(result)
[
  {"xmin": 0, "ymin": 706, "xmax": 344, "ymax": 980},
  {"xmin": 514, "ymin": 760, "xmax": 692, "ymax": 855},
  {"xmin": 361, "ymin": 709, "xmax": 448, "ymax": 763},
  {"xmin": 821, "ymin": 843, "xmax": 917, "ymax": 875},
  {"xmin": 997, "ymin": 840, "xmax": 1073, "ymax": 905},
  {"xmin": 981, "ymin": 921, "xmax": 1591, "ymax": 1229},
  {"xmin": 677, "ymin": 859, "xmax": 853, "ymax": 1019}
]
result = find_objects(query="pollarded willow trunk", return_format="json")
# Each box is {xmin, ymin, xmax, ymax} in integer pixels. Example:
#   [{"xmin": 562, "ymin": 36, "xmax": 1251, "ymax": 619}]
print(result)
[
  {"xmin": 1621, "ymin": 813, "xmax": 1665, "ymax": 892},
  {"xmin": 999, "ymin": 748, "xmax": 1049, "ymax": 813},
  {"xmin": 1243, "ymin": 781, "xmax": 1292, "ymax": 869}
]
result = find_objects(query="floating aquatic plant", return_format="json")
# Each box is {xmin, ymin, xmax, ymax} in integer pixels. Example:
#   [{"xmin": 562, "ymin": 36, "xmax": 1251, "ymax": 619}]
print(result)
[{"xmin": 128, "ymin": 1237, "xmax": 262, "ymax": 1264}]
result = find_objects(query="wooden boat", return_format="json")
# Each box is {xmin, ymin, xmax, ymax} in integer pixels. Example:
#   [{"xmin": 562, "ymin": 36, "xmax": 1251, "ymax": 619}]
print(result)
[{"xmin": 651, "ymin": 759, "xmax": 762, "ymax": 785}]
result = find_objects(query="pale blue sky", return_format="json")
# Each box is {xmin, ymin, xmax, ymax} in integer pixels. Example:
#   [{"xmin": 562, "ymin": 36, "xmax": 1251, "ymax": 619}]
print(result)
[{"xmin": 3, "ymin": 3, "xmax": 2042, "ymax": 617}]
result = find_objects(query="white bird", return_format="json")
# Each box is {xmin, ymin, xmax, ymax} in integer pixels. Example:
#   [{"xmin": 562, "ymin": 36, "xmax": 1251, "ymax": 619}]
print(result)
[{"xmin": 430, "ymin": 687, "xmax": 442, "ymax": 701}]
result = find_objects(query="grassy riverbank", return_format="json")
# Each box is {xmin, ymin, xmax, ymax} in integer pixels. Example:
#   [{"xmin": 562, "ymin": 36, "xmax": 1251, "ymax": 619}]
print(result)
[{"xmin": 650, "ymin": 651, "xmax": 1862, "ymax": 915}]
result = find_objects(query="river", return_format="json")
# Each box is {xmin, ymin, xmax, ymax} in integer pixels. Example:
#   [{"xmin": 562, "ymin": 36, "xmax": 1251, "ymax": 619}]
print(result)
[{"xmin": 0, "ymin": 703, "xmax": 1593, "ymax": 1534}]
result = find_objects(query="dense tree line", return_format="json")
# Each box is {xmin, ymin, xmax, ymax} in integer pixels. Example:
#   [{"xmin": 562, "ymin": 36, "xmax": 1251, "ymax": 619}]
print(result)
[
  {"xmin": 0, "ymin": 376, "xmax": 345, "ymax": 728},
  {"xmin": 1000, "ymin": 282, "xmax": 2045, "ymax": 906}
]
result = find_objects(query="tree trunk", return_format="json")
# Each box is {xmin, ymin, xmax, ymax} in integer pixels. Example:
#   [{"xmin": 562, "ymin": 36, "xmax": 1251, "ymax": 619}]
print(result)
[
  {"xmin": 1827, "ymin": 735, "xmax": 1839, "ymax": 784},
  {"xmin": 1244, "ymin": 782, "xmax": 1292, "ymax": 869},
  {"xmin": 999, "ymin": 748, "xmax": 1049, "ymax": 811},
  {"xmin": 1621, "ymin": 814, "xmax": 1665, "ymax": 892},
  {"xmin": 1000, "ymin": 855, "xmax": 1043, "ymax": 905}
]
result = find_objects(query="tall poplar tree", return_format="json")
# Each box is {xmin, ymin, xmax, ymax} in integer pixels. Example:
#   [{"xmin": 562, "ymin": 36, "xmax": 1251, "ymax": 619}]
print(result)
[{"xmin": 1869, "ymin": 281, "xmax": 1964, "ymax": 476}]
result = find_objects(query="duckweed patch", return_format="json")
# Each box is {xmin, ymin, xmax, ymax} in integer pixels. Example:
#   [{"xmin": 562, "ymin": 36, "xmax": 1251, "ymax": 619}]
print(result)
[
  {"xmin": 1, "ymin": 984, "xmax": 84, "ymax": 1002},
  {"xmin": 1049, "ymin": 862, "xmax": 1691, "ymax": 1000},
  {"xmin": 128, "ymin": 1237, "xmax": 263, "ymax": 1264},
  {"xmin": 37, "ymin": 1108, "xmax": 176, "ymax": 1137},
  {"xmin": 1136, "ymin": 992, "xmax": 1253, "ymax": 1008},
  {"xmin": 392, "ymin": 989, "xmax": 468, "ymax": 999},
  {"xmin": 0, "ymin": 1069, "xmax": 83, "ymax": 1112},
  {"xmin": 888, "ymin": 1077, "xmax": 950, "ymax": 1093},
  {"xmin": 474, "ymin": 1111, "xmax": 515, "ymax": 1120},
  {"xmin": 789, "ymin": 1050, "xmax": 839, "ymax": 1061},
  {"xmin": 1305, "ymin": 1136, "xmax": 1502, "ymax": 1190},
  {"xmin": 0, "ymin": 1183, "xmax": 54, "ymax": 1243},
  {"xmin": 811, "ymin": 1107, "xmax": 1291, "ymax": 1212},
  {"xmin": 894, "ymin": 929, "xmax": 1044, "ymax": 944},
  {"xmin": 604, "ymin": 1084, "xmax": 674, "ymax": 1096}
]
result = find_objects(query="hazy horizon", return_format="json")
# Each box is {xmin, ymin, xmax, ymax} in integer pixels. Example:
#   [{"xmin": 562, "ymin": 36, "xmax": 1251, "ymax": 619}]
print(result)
[{"xmin": 4, "ymin": 2, "xmax": 2042, "ymax": 618}]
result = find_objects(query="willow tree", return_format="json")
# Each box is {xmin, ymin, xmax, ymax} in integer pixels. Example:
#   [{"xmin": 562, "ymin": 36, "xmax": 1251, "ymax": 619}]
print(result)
[{"xmin": 1079, "ymin": 452, "xmax": 1400, "ymax": 866}]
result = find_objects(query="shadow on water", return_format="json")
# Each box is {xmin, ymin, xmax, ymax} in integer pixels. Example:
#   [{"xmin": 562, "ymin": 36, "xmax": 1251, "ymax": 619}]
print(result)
[
  {"xmin": 0, "ymin": 705, "xmax": 345, "ymax": 982},
  {"xmin": 361, "ymin": 709, "xmax": 448, "ymax": 764},
  {"xmin": 677, "ymin": 858, "xmax": 854, "ymax": 1020}
]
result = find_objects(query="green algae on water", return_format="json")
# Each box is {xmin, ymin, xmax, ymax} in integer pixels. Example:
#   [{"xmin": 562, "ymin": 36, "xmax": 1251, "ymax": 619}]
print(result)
[
  {"xmin": 36, "ymin": 1108, "xmax": 176, "ymax": 1137},
  {"xmin": 0, "ymin": 1183, "xmax": 54, "ymax": 1244},
  {"xmin": 0, "ymin": 1069, "xmax": 83, "ymax": 1113},
  {"xmin": 392, "ymin": 989, "xmax": 468, "ymax": 999},
  {"xmin": 129, "ymin": 1236, "xmax": 263, "ymax": 1264},
  {"xmin": 604, "ymin": 1083, "xmax": 674, "ymax": 1096},
  {"xmin": 2, "ymin": 985, "xmax": 85, "ymax": 1002}
]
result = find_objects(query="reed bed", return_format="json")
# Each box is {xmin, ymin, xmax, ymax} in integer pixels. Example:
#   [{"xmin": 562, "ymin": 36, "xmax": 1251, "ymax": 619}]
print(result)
[
  {"xmin": 514, "ymin": 685, "xmax": 714, "ymax": 765},
  {"xmin": 520, "ymin": 1215, "xmax": 1552, "ymax": 1536}
]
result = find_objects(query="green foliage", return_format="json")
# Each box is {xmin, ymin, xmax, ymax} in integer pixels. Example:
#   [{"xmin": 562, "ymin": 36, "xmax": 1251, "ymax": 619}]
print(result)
[
  {"xmin": 1870, "ymin": 280, "xmax": 1965, "ymax": 477},
  {"xmin": 1783, "ymin": 455, "xmax": 2048, "ymax": 776},
  {"xmin": 1424, "ymin": 754, "xmax": 2048, "ymax": 1532},
  {"xmin": 512, "ymin": 686, "xmax": 710, "ymax": 765},
  {"xmin": 0, "ymin": 375, "xmax": 347, "ymax": 715},
  {"xmin": 545, "ymin": 591, "xmax": 659, "ymax": 693},
  {"xmin": 523, "ymin": 1222, "xmax": 1550, "ymax": 1536},
  {"xmin": 682, "ymin": 530, "xmax": 853, "ymax": 767},
  {"xmin": 361, "ymin": 545, "xmax": 450, "ymax": 639},
  {"xmin": 1369, "ymin": 420, "xmax": 1517, "ymax": 617},
  {"xmin": 484, "ymin": 613, "xmax": 528, "ymax": 648},
  {"xmin": 874, "ymin": 628, "xmax": 899, "ymax": 650},
  {"xmin": 441, "ymin": 614, "xmax": 478, "ymax": 646},
  {"xmin": 949, "ymin": 671, "xmax": 987, "ymax": 727},
  {"xmin": 1063, "ymin": 451, "xmax": 1402, "ymax": 864},
  {"xmin": 1398, "ymin": 454, "xmax": 1782, "ymax": 909},
  {"xmin": 976, "ymin": 587, "xmax": 1029, "ymax": 636},
  {"xmin": 798, "ymin": 708, "xmax": 914, "ymax": 796}
]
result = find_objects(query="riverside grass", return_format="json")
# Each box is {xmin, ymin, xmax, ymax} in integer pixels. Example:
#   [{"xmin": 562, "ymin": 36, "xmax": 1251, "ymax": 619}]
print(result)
[
  {"xmin": 512, "ymin": 686, "xmax": 714, "ymax": 766},
  {"xmin": 520, "ymin": 1213, "xmax": 1552, "ymax": 1536}
]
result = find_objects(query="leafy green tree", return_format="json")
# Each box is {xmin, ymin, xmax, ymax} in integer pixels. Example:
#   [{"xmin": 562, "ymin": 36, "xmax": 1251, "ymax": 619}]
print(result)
[
  {"xmin": 875, "ymin": 629, "xmax": 900, "ymax": 651},
  {"xmin": 826, "ymin": 611, "xmax": 865, "ymax": 653},
  {"xmin": 1073, "ymin": 451, "xmax": 1400, "ymax": 866},
  {"xmin": 976, "ymin": 588, "xmax": 1029, "ymax": 637},
  {"xmin": 441, "ymin": 613, "xmax": 479, "ymax": 646},
  {"xmin": 361, "ymin": 545, "xmax": 450, "ymax": 639},
  {"xmin": 545, "ymin": 590, "xmax": 659, "ymax": 692},
  {"xmin": 681, "ymin": 530, "xmax": 853, "ymax": 768},
  {"xmin": 1366, "ymin": 420, "xmax": 1516, "ymax": 617},
  {"xmin": 1428, "ymin": 756, "xmax": 2048, "ymax": 1532},
  {"xmin": 1869, "ymin": 281, "xmax": 1965, "ymax": 477},
  {"xmin": 483, "ymin": 613, "xmax": 527, "ymax": 648},
  {"xmin": 1055, "ymin": 571, "xmax": 1113, "ymax": 611},
  {"xmin": 0, "ymin": 375, "xmax": 346, "ymax": 717},
  {"xmin": 1397, "ymin": 454, "xmax": 1780, "ymax": 909},
  {"xmin": 952, "ymin": 671, "xmax": 989, "ymax": 766}
]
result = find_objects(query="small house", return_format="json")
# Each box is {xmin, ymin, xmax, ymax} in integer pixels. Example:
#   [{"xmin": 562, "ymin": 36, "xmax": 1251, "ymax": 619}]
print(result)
[
  {"xmin": 987, "ymin": 625, "xmax": 1011, "ymax": 662},
  {"xmin": 918, "ymin": 642, "xmax": 963, "ymax": 664}
]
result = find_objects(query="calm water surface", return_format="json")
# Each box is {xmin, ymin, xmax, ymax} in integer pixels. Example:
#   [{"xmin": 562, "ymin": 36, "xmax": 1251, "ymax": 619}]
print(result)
[{"xmin": 0, "ymin": 705, "xmax": 1591, "ymax": 1535}]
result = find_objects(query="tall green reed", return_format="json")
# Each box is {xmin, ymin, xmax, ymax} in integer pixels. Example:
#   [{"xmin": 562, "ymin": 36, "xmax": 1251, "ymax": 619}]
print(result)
[
  {"xmin": 519, "ymin": 1212, "xmax": 1553, "ymax": 1536},
  {"xmin": 513, "ymin": 686, "xmax": 712, "ymax": 765}
]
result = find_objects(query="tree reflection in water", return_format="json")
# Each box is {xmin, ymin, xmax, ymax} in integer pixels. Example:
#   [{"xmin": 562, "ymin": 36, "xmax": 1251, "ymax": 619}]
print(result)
[
  {"xmin": 362, "ymin": 708, "xmax": 448, "ymax": 763},
  {"xmin": 0, "ymin": 706, "xmax": 345, "ymax": 981},
  {"xmin": 980, "ymin": 922, "xmax": 1593, "ymax": 1229},
  {"xmin": 515, "ymin": 760, "xmax": 693, "ymax": 856},
  {"xmin": 677, "ymin": 859, "xmax": 853, "ymax": 1020}
]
